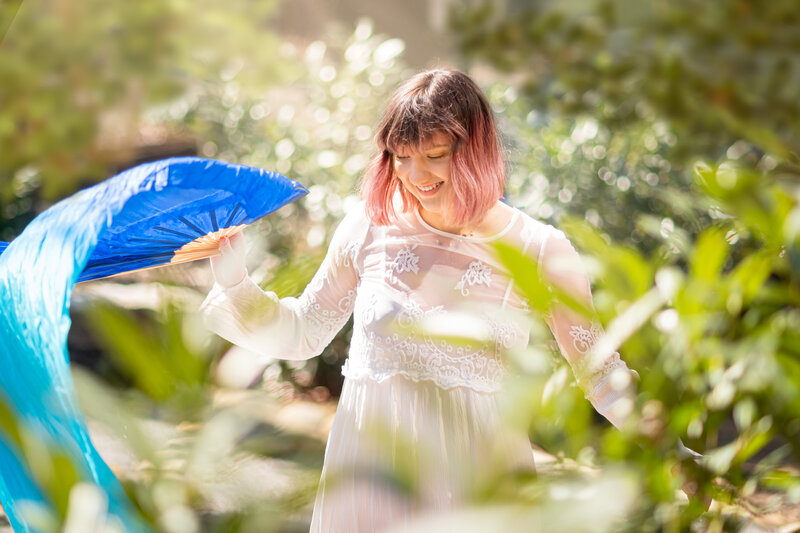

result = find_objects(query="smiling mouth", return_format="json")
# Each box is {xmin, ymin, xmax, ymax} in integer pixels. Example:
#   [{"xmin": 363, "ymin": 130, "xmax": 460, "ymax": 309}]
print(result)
[{"xmin": 416, "ymin": 182, "xmax": 443, "ymax": 193}]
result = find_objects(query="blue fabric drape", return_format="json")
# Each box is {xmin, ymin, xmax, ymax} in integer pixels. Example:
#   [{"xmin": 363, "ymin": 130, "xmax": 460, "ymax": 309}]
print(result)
[{"xmin": 0, "ymin": 157, "xmax": 307, "ymax": 532}]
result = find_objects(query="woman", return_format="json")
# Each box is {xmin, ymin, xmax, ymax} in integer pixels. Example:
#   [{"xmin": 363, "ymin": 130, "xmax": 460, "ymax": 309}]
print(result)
[{"xmin": 201, "ymin": 68, "xmax": 636, "ymax": 532}]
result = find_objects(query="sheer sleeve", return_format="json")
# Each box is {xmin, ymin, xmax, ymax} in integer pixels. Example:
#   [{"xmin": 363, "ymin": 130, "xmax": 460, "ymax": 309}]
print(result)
[
  {"xmin": 538, "ymin": 228, "xmax": 637, "ymax": 428},
  {"xmin": 199, "ymin": 206, "xmax": 366, "ymax": 361}
]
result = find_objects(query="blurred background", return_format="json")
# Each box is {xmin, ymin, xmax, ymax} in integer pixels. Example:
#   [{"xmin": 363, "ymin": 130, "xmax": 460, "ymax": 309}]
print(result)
[{"xmin": 1, "ymin": 0, "xmax": 799, "ymax": 531}]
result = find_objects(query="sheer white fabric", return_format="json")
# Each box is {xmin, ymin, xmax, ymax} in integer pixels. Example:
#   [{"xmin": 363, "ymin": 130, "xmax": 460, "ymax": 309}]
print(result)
[{"xmin": 200, "ymin": 202, "xmax": 635, "ymax": 532}]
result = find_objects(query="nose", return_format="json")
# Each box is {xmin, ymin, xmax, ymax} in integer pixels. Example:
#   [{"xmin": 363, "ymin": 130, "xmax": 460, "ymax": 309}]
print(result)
[{"xmin": 408, "ymin": 158, "xmax": 429, "ymax": 184}]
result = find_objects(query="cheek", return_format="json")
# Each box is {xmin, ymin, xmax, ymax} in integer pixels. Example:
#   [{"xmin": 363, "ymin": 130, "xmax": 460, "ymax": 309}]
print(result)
[
  {"xmin": 436, "ymin": 161, "xmax": 453, "ymax": 179},
  {"xmin": 397, "ymin": 174, "xmax": 414, "ymax": 193}
]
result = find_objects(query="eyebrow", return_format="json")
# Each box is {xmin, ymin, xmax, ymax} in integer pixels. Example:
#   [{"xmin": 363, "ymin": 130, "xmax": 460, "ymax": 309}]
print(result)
[{"xmin": 421, "ymin": 145, "xmax": 451, "ymax": 152}]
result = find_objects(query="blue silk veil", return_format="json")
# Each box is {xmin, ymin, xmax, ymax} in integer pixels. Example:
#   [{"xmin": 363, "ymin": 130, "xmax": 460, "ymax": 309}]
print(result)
[{"xmin": 0, "ymin": 157, "xmax": 307, "ymax": 531}]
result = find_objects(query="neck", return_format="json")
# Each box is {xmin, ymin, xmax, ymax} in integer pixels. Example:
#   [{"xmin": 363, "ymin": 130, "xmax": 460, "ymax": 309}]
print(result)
[
  {"xmin": 419, "ymin": 211, "xmax": 469, "ymax": 236},
  {"xmin": 417, "ymin": 202, "xmax": 507, "ymax": 238}
]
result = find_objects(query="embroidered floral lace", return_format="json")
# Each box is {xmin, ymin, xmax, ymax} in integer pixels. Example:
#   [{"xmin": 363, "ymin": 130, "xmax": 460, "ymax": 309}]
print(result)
[{"xmin": 201, "ymin": 202, "xmax": 635, "ymax": 426}]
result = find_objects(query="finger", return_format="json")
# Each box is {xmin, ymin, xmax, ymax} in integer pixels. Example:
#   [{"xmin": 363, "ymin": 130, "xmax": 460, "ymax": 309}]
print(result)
[
  {"xmin": 228, "ymin": 231, "xmax": 246, "ymax": 255},
  {"xmin": 217, "ymin": 235, "xmax": 232, "ymax": 254}
]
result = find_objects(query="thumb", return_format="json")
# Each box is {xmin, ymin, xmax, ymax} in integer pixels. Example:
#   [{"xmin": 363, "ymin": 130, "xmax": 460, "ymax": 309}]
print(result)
[{"xmin": 211, "ymin": 232, "xmax": 248, "ymax": 287}]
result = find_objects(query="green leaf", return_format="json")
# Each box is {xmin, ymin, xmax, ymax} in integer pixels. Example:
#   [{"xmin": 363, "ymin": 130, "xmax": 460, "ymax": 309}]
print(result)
[
  {"xmin": 761, "ymin": 469, "xmax": 800, "ymax": 491},
  {"xmin": 493, "ymin": 241, "xmax": 555, "ymax": 314},
  {"xmin": 733, "ymin": 417, "xmax": 774, "ymax": 467},
  {"xmin": 703, "ymin": 440, "xmax": 738, "ymax": 475},
  {"xmin": 263, "ymin": 252, "xmax": 324, "ymax": 297},
  {"xmin": 85, "ymin": 303, "xmax": 176, "ymax": 401},
  {"xmin": 0, "ymin": 395, "xmax": 23, "ymax": 449},
  {"xmin": 728, "ymin": 251, "xmax": 774, "ymax": 304},
  {"xmin": 0, "ymin": 0, "xmax": 23, "ymax": 43},
  {"xmin": 46, "ymin": 452, "xmax": 81, "ymax": 520},
  {"xmin": 161, "ymin": 305, "xmax": 206, "ymax": 387},
  {"xmin": 562, "ymin": 218, "xmax": 653, "ymax": 298},
  {"xmin": 690, "ymin": 227, "xmax": 729, "ymax": 282}
]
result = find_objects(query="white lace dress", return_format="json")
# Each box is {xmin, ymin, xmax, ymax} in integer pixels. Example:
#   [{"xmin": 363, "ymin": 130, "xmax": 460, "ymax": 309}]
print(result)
[{"xmin": 200, "ymin": 202, "xmax": 634, "ymax": 532}]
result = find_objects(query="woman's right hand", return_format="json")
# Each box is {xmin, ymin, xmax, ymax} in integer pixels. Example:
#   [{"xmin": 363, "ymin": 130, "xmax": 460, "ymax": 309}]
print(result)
[{"xmin": 211, "ymin": 232, "xmax": 248, "ymax": 287}]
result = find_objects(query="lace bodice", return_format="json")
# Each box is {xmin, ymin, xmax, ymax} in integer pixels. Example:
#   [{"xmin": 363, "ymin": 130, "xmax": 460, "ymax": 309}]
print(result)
[{"xmin": 201, "ymin": 202, "xmax": 635, "ymax": 426}]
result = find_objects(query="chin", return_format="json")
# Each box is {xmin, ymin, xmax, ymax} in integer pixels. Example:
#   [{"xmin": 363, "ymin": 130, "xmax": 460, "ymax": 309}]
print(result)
[{"xmin": 419, "ymin": 199, "xmax": 445, "ymax": 213}]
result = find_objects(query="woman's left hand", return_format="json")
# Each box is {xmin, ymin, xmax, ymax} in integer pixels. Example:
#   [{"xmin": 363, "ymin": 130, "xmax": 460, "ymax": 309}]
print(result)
[{"xmin": 211, "ymin": 232, "xmax": 248, "ymax": 287}]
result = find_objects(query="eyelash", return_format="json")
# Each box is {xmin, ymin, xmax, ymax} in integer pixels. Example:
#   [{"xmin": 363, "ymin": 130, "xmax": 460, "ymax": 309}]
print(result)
[{"xmin": 395, "ymin": 154, "xmax": 446, "ymax": 161}]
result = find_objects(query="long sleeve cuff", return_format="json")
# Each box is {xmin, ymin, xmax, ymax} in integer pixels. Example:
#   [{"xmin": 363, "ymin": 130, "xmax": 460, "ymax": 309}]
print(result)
[{"xmin": 584, "ymin": 363, "xmax": 639, "ymax": 429}]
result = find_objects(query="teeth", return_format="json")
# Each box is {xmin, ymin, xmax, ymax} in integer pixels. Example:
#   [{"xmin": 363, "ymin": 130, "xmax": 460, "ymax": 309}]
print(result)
[{"xmin": 417, "ymin": 182, "xmax": 442, "ymax": 192}]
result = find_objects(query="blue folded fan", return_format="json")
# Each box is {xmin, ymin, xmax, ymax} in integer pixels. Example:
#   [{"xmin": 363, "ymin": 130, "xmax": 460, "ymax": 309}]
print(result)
[
  {"xmin": 1, "ymin": 157, "xmax": 307, "ymax": 282},
  {"xmin": 0, "ymin": 157, "xmax": 307, "ymax": 532}
]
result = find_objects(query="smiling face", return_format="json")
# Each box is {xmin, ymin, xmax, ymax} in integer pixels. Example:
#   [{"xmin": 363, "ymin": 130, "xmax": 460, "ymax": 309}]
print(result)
[
  {"xmin": 362, "ymin": 69, "xmax": 505, "ymax": 229},
  {"xmin": 392, "ymin": 133, "xmax": 456, "ymax": 231}
]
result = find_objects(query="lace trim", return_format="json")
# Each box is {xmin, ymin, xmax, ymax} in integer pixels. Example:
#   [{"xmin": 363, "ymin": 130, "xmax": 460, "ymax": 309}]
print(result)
[
  {"xmin": 387, "ymin": 245, "xmax": 420, "ymax": 284},
  {"xmin": 345, "ymin": 295, "xmax": 512, "ymax": 393},
  {"xmin": 569, "ymin": 324, "xmax": 602, "ymax": 354},
  {"xmin": 340, "ymin": 239, "xmax": 361, "ymax": 269},
  {"xmin": 455, "ymin": 260, "xmax": 493, "ymax": 296},
  {"xmin": 337, "ymin": 289, "xmax": 356, "ymax": 313},
  {"xmin": 583, "ymin": 355, "xmax": 628, "ymax": 400},
  {"xmin": 299, "ymin": 297, "xmax": 350, "ymax": 349},
  {"xmin": 341, "ymin": 360, "xmax": 502, "ymax": 393},
  {"xmin": 397, "ymin": 298, "xmax": 443, "ymax": 328},
  {"xmin": 297, "ymin": 269, "xmax": 356, "ymax": 350},
  {"xmin": 566, "ymin": 323, "xmax": 630, "ymax": 399},
  {"xmin": 362, "ymin": 292, "xmax": 379, "ymax": 324},
  {"xmin": 489, "ymin": 318, "xmax": 518, "ymax": 351}
]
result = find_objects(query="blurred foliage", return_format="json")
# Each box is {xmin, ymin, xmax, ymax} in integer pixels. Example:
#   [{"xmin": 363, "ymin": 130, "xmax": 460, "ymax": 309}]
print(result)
[
  {"xmin": 497, "ymin": 161, "xmax": 800, "ymax": 531},
  {"xmin": 493, "ymin": 87, "xmax": 704, "ymax": 254},
  {"xmin": 0, "ymin": 392, "xmax": 118, "ymax": 532},
  {"xmin": 1, "ymin": 19, "xmax": 418, "ymax": 533},
  {"xmin": 453, "ymin": 0, "xmax": 800, "ymax": 255},
  {"xmin": 158, "ymin": 19, "xmax": 413, "ymax": 389},
  {"xmin": 2, "ymin": 16, "xmax": 416, "ymax": 531},
  {"xmin": 452, "ymin": 0, "xmax": 800, "ymax": 163},
  {"xmin": 450, "ymin": 1, "xmax": 800, "ymax": 530},
  {"xmin": 167, "ymin": 18, "xmax": 410, "ymax": 250},
  {"xmin": 73, "ymin": 300, "xmax": 324, "ymax": 533},
  {"xmin": 0, "ymin": 0, "xmax": 286, "ymax": 239},
  {"xmin": 84, "ymin": 303, "xmax": 210, "ymax": 413},
  {"xmin": 2, "ymin": 0, "xmax": 799, "ymax": 531}
]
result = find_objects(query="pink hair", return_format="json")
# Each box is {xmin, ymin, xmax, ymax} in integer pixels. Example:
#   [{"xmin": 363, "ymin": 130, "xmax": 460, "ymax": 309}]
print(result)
[{"xmin": 360, "ymin": 69, "xmax": 505, "ymax": 227}]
